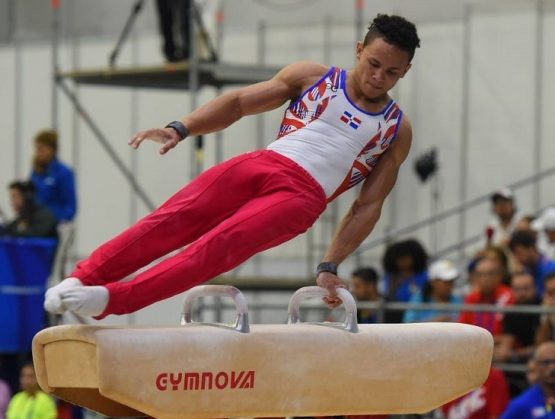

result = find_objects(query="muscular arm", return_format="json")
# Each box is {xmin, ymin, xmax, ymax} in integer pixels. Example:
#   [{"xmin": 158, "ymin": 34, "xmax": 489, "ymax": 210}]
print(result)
[
  {"xmin": 325, "ymin": 118, "xmax": 412, "ymax": 264},
  {"xmin": 129, "ymin": 61, "xmax": 328, "ymax": 154},
  {"xmin": 317, "ymin": 118, "xmax": 412, "ymax": 300}
]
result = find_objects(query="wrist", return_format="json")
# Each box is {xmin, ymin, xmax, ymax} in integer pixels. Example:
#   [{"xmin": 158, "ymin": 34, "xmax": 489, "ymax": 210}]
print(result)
[
  {"xmin": 316, "ymin": 262, "xmax": 338, "ymax": 276},
  {"xmin": 165, "ymin": 121, "xmax": 190, "ymax": 142}
]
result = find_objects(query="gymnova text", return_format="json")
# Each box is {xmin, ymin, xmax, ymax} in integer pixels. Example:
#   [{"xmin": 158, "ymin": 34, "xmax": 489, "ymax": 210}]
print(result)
[{"xmin": 155, "ymin": 370, "xmax": 255, "ymax": 391}]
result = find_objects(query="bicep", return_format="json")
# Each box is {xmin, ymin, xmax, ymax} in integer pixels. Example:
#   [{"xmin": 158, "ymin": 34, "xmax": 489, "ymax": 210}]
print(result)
[
  {"xmin": 234, "ymin": 78, "xmax": 297, "ymax": 116},
  {"xmin": 235, "ymin": 61, "xmax": 328, "ymax": 116}
]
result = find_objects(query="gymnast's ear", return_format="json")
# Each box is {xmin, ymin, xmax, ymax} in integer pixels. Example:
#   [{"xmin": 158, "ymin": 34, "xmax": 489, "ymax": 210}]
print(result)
[{"xmin": 355, "ymin": 41, "xmax": 364, "ymax": 60}]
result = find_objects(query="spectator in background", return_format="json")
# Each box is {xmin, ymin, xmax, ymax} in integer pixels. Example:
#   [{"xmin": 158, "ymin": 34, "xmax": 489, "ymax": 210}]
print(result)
[
  {"xmin": 535, "ymin": 272, "xmax": 555, "ymax": 345},
  {"xmin": 495, "ymin": 272, "xmax": 541, "ymax": 362},
  {"xmin": 532, "ymin": 207, "xmax": 555, "ymax": 261},
  {"xmin": 476, "ymin": 245, "xmax": 511, "ymax": 286},
  {"xmin": 6, "ymin": 363, "xmax": 56, "ymax": 419},
  {"xmin": 527, "ymin": 358, "xmax": 539, "ymax": 386},
  {"xmin": 0, "ymin": 181, "xmax": 57, "ymax": 238},
  {"xmin": 515, "ymin": 214, "xmax": 537, "ymax": 235},
  {"xmin": 382, "ymin": 239, "xmax": 429, "ymax": 323},
  {"xmin": 441, "ymin": 367, "xmax": 510, "ymax": 419},
  {"xmin": 502, "ymin": 341, "xmax": 555, "ymax": 419},
  {"xmin": 495, "ymin": 271, "xmax": 542, "ymax": 397},
  {"xmin": 509, "ymin": 230, "xmax": 555, "ymax": 295},
  {"xmin": 485, "ymin": 188, "xmax": 521, "ymax": 248},
  {"xmin": 31, "ymin": 129, "xmax": 77, "ymax": 223},
  {"xmin": 403, "ymin": 259, "xmax": 462, "ymax": 323},
  {"xmin": 155, "ymin": 0, "xmax": 192, "ymax": 62},
  {"xmin": 0, "ymin": 375, "xmax": 9, "ymax": 419},
  {"xmin": 459, "ymin": 257, "xmax": 515, "ymax": 337},
  {"xmin": 350, "ymin": 267, "xmax": 382, "ymax": 324}
]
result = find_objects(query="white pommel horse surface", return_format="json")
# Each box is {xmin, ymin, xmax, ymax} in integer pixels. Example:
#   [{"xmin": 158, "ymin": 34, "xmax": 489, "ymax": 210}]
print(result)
[{"xmin": 33, "ymin": 285, "xmax": 494, "ymax": 418}]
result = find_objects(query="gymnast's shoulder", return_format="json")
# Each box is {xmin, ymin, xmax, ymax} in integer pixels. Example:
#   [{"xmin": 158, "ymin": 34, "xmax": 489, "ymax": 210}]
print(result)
[{"xmin": 273, "ymin": 61, "xmax": 330, "ymax": 87}]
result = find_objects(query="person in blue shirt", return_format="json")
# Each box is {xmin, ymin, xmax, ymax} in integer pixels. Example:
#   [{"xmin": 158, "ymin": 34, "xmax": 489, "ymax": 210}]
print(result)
[
  {"xmin": 503, "ymin": 341, "xmax": 555, "ymax": 418},
  {"xmin": 509, "ymin": 230, "xmax": 555, "ymax": 295},
  {"xmin": 30, "ymin": 129, "xmax": 77, "ymax": 223},
  {"xmin": 382, "ymin": 239, "xmax": 429, "ymax": 323},
  {"xmin": 403, "ymin": 259, "xmax": 463, "ymax": 323}
]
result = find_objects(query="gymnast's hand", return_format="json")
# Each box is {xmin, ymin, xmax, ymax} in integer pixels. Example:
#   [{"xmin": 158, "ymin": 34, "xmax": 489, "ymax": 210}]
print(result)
[
  {"xmin": 128, "ymin": 128, "xmax": 181, "ymax": 155},
  {"xmin": 316, "ymin": 272, "xmax": 347, "ymax": 309}
]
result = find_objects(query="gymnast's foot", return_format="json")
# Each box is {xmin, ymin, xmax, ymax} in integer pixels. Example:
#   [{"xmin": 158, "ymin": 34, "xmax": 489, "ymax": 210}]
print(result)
[
  {"xmin": 60, "ymin": 286, "xmax": 109, "ymax": 317},
  {"xmin": 44, "ymin": 277, "xmax": 83, "ymax": 314}
]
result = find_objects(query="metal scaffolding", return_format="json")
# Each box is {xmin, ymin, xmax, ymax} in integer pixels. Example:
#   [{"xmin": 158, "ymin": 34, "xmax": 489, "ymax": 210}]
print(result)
[{"xmin": 51, "ymin": 1, "xmax": 282, "ymax": 212}]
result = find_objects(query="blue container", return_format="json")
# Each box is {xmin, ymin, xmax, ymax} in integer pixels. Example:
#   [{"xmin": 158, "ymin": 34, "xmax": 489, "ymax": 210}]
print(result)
[{"xmin": 0, "ymin": 237, "xmax": 57, "ymax": 352}]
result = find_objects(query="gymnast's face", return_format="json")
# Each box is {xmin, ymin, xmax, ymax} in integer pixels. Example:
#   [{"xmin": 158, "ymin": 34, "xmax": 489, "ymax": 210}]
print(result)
[{"xmin": 354, "ymin": 37, "xmax": 411, "ymax": 101}]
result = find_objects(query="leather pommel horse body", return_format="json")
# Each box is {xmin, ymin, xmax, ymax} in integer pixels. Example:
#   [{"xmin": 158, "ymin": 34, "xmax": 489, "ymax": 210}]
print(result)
[{"xmin": 33, "ymin": 286, "xmax": 493, "ymax": 418}]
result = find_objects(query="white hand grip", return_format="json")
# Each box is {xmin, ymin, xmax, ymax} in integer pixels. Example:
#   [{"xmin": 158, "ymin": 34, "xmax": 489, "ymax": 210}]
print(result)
[
  {"xmin": 287, "ymin": 286, "xmax": 359, "ymax": 333},
  {"xmin": 180, "ymin": 285, "xmax": 249, "ymax": 333}
]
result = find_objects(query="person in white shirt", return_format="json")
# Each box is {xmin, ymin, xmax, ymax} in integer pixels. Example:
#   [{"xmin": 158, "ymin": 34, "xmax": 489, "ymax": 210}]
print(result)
[{"xmin": 532, "ymin": 207, "xmax": 555, "ymax": 261}]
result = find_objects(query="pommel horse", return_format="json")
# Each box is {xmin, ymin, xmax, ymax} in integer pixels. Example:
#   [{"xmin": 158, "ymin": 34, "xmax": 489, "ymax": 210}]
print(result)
[{"xmin": 33, "ymin": 285, "xmax": 493, "ymax": 418}]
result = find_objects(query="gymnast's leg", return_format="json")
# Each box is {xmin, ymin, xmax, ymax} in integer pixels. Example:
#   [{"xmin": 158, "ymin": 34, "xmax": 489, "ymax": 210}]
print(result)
[
  {"xmin": 60, "ymin": 151, "xmax": 326, "ymax": 318},
  {"xmin": 44, "ymin": 151, "xmax": 272, "ymax": 314}
]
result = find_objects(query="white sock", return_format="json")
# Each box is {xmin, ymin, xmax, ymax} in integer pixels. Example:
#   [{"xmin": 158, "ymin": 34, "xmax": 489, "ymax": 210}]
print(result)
[
  {"xmin": 60, "ymin": 286, "xmax": 109, "ymax": 317},
  {"xmin": 44, "ymin": 277, "xmax": 83, "ymax": 314}
]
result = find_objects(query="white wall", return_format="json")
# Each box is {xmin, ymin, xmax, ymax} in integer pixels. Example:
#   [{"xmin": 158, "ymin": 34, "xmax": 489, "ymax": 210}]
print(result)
[{"xmin": 1, "ymin": 1, "xmax": 555, "ymax": 324}]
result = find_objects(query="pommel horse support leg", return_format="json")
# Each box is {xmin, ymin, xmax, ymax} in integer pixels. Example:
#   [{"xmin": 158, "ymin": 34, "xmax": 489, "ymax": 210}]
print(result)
[{"xmin": 33, "ymin": 285, "xmax": 493, "ymax": 418}]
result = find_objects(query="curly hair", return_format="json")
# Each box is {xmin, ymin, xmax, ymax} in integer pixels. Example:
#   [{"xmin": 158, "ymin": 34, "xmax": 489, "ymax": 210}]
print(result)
[
  {"xmin": 363, "ymin": 14, "xmax": 421, "ymax": 61},
  {"xmin": 382, "ymin": 238, "xmax": 429, "ymax": 275}
]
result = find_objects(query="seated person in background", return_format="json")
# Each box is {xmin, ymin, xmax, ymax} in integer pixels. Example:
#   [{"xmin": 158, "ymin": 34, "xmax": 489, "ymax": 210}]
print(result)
[
  {"xmin": 527, "ymin": 358, "xmax": 538, "ymax": 386},
  {"xmin": 532, "ymin": 207, "xmax": 555, "ymax": 261},
  {"xmin": 459, "ymin": 257, "xmax": 515, "ymax": 337},
  {"xmin": 0, "ymin": 181, "xmax": 57, "ymax": 238},
  {"xmin": 495, "ymin": 271, "xmax": 541, "ymax": 363},
  {"xmin": 350, "ymin": 267, "xmax": 382, "ymax": 324},
  {"xmin": 403, "ymin": 259, "xmax": 462, "ymax": 323},
  {"xmin": 509, "ymin": 230, "xmax": 555, "ymax": 295},
  {"xmin": 31, "ymin": 129, "xmax": 77, "ymax": 223},
  {"xmin": 502, "ymin": 341, "xmax": 555, "ymax": 419},
  {"xmin": 0, "ymin": 376, "xmax": 9, "ymax": 419},
  {"xmin": 381, "ymin": 238, "xmax": 429, "ymax": 323},
  {"xmin": 6, "ymin": 362, "xmax": 56, "ymax": 419},
  {"xmin": 468, "ymin": 245, "xmax": 511, "ymax": 291},
  {"xmin": 441, "ymin": 367, "xmax": 509, "ymax": 419},
  {"xmin": 515, "ymin": 214, "xmax": 537, "ymax": 235},
  {"xmin": 534, "ymin": 272, "xmax": 555, "ymax": 345},
  {"xmin": 485, "ymin": 188, "xmax": 521, "ymax": 248}
]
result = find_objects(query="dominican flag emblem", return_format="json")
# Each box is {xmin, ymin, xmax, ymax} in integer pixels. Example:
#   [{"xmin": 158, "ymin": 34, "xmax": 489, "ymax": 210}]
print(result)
[{"xmin": 340, "ymin": 111, "xmax": 362, "ymax": 129}]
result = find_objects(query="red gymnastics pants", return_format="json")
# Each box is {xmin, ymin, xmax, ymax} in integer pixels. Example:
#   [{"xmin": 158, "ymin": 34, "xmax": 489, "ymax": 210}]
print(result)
[{"xmin": 71, "ymin": 150, "xmax": 327, "ymax": 318}]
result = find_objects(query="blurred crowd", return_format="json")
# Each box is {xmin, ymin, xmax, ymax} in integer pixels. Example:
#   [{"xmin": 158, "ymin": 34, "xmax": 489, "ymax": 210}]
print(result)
[{"xmin": 348, "ymin": 188, "xmax": 555, "ymax": 418}]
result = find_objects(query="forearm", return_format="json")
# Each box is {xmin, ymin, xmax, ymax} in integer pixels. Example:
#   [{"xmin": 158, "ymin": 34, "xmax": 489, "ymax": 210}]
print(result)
[
  {"xmin": 323, "ymin": 202, "xmax": 381, "ymax": 264},
  {"xmin": 180, "ymin": 75, "xmax": 296, "ymax": 137}
]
